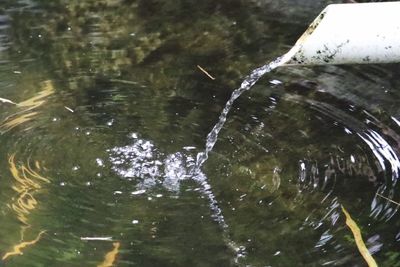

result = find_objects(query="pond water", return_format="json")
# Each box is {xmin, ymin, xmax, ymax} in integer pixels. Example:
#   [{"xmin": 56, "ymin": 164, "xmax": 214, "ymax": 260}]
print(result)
[{"xmin": 0, "ymin": 0, "xmax": 400, "ymax": 266}]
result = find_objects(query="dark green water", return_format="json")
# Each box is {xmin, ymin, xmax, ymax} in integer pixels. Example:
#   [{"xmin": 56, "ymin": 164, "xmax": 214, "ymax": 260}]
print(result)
[{"xmin": 1, "ymin": 0, "xmax": 400, "ymax": 266}]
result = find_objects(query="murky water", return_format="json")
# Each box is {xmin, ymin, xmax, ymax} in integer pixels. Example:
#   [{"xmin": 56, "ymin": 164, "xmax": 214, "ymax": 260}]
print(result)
[{"xmin": 1, "ymin": 1, "xmax": 400, "ymax": 267}]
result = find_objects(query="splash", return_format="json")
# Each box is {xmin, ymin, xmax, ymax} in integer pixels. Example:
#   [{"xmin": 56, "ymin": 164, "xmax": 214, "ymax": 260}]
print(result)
[{"xmin": 109, "ymin": 136, "xmax": 196, "ymax": 191}]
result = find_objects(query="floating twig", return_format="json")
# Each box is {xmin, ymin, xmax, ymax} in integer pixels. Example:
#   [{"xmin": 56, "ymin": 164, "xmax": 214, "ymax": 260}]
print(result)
[
  {"xmin": 81, "ymin": 237, "xmax": 113, "ymax": 241},
  {"xmin": 375, "ymin": 192, "xmax": 400, "ymax": 206},
  {"xmin": 197, "ymin": 65, "xmax": 215, "ymax": 80},
  {"xmin": 64, "ymin": 106, "xmax": 74, "ymax": 113},
  {"xmin": 341, "ymin": 205, "xmax": 378, "ymax": 267},
  {"xmin": 109, "ymin": 78, "xmax": 138, "ymax": 85}
]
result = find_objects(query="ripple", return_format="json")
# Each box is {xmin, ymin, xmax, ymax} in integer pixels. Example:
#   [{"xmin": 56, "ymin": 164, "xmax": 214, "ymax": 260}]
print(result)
[
  {"xmin": 0, "ymin": 15, "xmax": 10, "ymax": 52},
  {"xmin": 275, "ymin": 94, "xmax": 400, "ymax": 265},
  {"xmin": 3, "ymin": 154, "xmax": 50, "ymax": 261}
]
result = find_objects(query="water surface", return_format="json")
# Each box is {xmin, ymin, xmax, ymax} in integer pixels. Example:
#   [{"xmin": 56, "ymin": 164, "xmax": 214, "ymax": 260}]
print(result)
[{"xmin": 0, "ymin": 1, "xmax": 400, "ymax": 266}]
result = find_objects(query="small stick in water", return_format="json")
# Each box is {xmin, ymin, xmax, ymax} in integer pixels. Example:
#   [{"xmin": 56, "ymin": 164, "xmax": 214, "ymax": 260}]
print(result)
[
  {"xmin": 341, "ymin": 205, "xmax": 378, "ymax": 267},
  {"xmin": 64, "ymin": 106, "xmax": 74, "ymax": 113},
  {"xmin": 81, "ymin": 237, "xmax": 113, "ymax": 241},
  {"xmin": 376, "ymin": 192, "xmax": 400, "ymax": 206},
  {"xmin": 197, "ymin": 65, "xmax": 215, "ymax": 80}
]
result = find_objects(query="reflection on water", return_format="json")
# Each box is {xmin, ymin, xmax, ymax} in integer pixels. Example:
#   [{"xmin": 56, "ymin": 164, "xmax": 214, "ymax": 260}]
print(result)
[
  {"xmin": 0, "ymin": 0, "xmax": 400, "ymax": 266},
  {"xmin": 0, "ymin": 80, "xmax": 54, "ymax": 133},
  {"xmin": 2, "ymin": 230, "xmax": 46, "ymax": 260},
  {"xmin": 8, "ymin": 154, "xmax": 49, "ymax": 225},
  {"xmin": 3, "ymin": 154, "xmax": 50, "ymax": 260}
]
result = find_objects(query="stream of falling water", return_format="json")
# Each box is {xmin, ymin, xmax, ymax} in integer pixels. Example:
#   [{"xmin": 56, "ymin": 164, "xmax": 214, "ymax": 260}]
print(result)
[
  {"xmin": 193, "ymin": 55, "xmax": 288, "ymax": 263},
  {"xmin": 196, "ymin": 55, "xmax": 287, "ymax": 169}
]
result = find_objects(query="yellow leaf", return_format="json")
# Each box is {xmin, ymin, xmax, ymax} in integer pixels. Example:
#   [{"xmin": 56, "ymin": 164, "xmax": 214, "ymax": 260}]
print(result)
[
  {"xmin": 97, "ymin": 242, "xmax": 120, "ymax": 267},
  {"xmin": 341, "ymin": 205, "xmax": 378, "ymax": 267}
]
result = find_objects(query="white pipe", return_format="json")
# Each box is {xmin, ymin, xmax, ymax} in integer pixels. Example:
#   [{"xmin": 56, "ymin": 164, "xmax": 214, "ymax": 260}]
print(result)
[{"xmin": 282, "ymin": 2, "xmax": 400, "ymax": 66}]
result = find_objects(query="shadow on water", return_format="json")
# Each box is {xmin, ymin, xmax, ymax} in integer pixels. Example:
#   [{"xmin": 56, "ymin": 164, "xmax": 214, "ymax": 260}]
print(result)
[{"xmin": 0, "ymin": 0, "xmax": 399, "ymax": 266}]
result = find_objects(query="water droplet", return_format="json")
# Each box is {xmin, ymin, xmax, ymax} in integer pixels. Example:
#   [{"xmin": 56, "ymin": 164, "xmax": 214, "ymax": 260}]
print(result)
[
  {"xmin": 300, "ymin": 162, "xmax": 306, "ymax": 171},
  {"xmin": 96, "ymin": 158, "xmax": 104, "ymax": 167},
  {"xmin": 131, "ymin": 189, "xmax": 146, "ymax": 195},
  {"xmin": 269, "ymin": 79, "xmax": 282, "ymax": 85}
]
